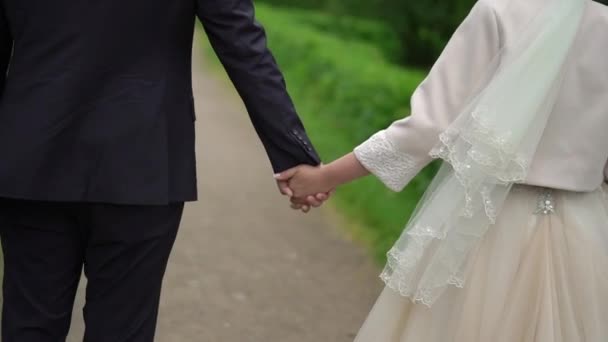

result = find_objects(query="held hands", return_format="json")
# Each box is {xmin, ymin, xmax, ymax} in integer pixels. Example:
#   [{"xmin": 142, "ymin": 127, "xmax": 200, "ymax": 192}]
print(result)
[
  {"xmin": 275, "ymin": 165, "xmax": 335, "ymax": 213},
  {"xmin": 275, "ymin": 165, "xmax": 334, "ymax": 197},
  {"xmin": 274, "ymin": 153, "xmax": 368, "ymax": 212}
]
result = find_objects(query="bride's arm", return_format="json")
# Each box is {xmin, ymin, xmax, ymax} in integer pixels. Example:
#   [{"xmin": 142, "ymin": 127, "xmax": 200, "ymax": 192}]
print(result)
[
  {"xmin": 278, "ymin": 0, "xmax": 504, "ymax": 197},
  {"xmin": 274, "ymin": 153, "xmax": 368, "ymax": 197},
  {"xmin": 353, "ymin": 0, "xmax": 502, "ymax": 192}
]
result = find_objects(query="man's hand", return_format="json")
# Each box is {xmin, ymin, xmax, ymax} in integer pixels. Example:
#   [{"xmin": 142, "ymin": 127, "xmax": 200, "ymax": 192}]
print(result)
[{"xmin": 276, "ymin": 177, "xmax": 295, "ymax": 198}]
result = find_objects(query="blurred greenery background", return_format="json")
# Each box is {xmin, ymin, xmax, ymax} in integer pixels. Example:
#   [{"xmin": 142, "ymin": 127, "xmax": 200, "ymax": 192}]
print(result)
[{"xmin": 204, "ymin": 0, "xmax": 608, "ymax": 263}]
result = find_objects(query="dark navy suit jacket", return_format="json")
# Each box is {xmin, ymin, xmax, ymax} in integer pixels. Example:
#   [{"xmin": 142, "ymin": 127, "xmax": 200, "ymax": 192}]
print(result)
[{"xmin": 0, "ymin": 0, "xmax": 320, "ymax": 205}]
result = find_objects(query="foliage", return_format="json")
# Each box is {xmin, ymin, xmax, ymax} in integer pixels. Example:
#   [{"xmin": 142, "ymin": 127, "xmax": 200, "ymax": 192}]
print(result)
[
  {"xmin": 259, "ymin": 0, "xmax": 608, "ymax": 66},
  {"xmin": 204, "ymin": 4, "xmax": 439, "ymax": 261},
  {"xmin": 324, "ymin": 0, "xmax": 476, "ymax": 67},
  {"xmin": 278, "ymin": 8, "xmax": 402, "ymax": 63},
  {"xmin": 258, "ymin": 0, "xmax": 476, "ymax": 67}
]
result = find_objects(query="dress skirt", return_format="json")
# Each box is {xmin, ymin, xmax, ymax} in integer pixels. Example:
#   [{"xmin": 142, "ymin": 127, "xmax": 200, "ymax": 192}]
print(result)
[{"xmin": 354, "ymin": 184, "xmax": 608, "ymax": 342}]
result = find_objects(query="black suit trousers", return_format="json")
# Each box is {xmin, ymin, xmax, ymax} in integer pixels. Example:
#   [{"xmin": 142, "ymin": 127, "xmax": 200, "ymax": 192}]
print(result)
[{"xmin": 0, "ymin": 199, "xmax": 184, "ymax": 342}]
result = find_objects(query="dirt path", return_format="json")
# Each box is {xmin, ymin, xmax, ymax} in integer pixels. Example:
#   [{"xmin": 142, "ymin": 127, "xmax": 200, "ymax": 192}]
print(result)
[{"xmin": 67, "ymin": 32, "xmax": 382, "ymax": 342}]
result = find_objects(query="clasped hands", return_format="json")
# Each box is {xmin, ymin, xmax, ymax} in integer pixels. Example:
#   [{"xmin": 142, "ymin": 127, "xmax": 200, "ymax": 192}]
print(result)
[{"xmin": 275, "ymin": 164, "xmax": 335, "ymax": 213}]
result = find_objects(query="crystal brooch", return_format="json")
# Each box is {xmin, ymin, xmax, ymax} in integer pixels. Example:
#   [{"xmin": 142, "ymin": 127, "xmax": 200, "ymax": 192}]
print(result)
[{"xmin": 535, "ymin": 190, "xmax": 555, "ymax": 215}]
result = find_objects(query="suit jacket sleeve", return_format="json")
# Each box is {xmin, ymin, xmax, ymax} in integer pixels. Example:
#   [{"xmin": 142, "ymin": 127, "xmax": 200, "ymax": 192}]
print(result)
[
  {"xmin": 0, "ymin": 3, "xmax": 13, "ymax": 95},
  {"xmin": 196, "ymin": 0, "xmax": 321, "ymax": 173},
  {"xmin": 353, "ymin": 0, "xmax": 501, "ymax": 191}
]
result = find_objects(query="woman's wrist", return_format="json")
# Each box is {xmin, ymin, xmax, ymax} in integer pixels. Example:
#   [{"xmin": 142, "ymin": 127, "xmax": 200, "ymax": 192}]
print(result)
[
  {"xmin": 320, "ymin": 153, "xmax": 370, "ymax": 191},
  {"xmin": 320, "ymin": 164, "xmax": 340, "ymax": 191}
]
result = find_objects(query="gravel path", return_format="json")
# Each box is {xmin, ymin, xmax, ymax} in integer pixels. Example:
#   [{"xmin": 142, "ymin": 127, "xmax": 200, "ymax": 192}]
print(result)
[{"xmin": 67, "ymin": 32, "xmax": 382, "ymax": 342}]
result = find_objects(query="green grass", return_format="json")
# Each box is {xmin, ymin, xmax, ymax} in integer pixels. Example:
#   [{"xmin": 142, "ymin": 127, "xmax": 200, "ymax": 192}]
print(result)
[{"xmin": 199, "ymin": 4, "xmax": 438, "ymax": 263}]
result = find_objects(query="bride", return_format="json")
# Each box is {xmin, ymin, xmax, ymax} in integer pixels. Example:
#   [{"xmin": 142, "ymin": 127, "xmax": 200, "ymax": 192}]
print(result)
[{"xmin": 275, "ymin": 0, "xmax": 608, "ymax": 340}]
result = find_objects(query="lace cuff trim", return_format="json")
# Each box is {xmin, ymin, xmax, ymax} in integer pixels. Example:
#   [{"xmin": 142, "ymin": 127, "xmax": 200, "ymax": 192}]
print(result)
[{"xmin": 354, "ymin": 131, "xmax": 420, "ymax": 192}]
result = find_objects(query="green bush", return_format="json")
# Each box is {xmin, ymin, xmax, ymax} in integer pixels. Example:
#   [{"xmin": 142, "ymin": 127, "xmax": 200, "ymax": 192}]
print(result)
[
  {"xmin": 324, "ymin": 0, "xmax": 477, "ymax": 67},
  {"xmin": 271, "ymin": 7, "xmax": 401, "ymax": 63},
  {"xmin": 257, "ymin": 0, "xmax": 477, "ymax": 68},
  {"xmin": 204, "ymin": 4, "xmax": 439, "ymax": 262},
  {"xmin": 257, "ymin": 0, "xmax": 327, "ymax": 10}
]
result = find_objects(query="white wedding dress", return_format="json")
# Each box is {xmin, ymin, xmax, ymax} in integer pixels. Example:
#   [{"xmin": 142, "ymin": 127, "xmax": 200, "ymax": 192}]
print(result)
[{"xmin": 354, "ymin": 185, "xmax": 608, "ymax": 341}]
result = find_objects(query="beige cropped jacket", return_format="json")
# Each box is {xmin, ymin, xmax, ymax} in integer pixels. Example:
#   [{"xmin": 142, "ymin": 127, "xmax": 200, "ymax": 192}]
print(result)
[{"xmin": 354, "ymin": 0, "xmax": 608, "ymax": 193}]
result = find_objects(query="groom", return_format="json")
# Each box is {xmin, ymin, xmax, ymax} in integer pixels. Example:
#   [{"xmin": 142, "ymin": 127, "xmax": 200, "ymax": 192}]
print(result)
[{"xmin": 0, "ymin": 0, "xmax": 326, "ymax": 341}]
